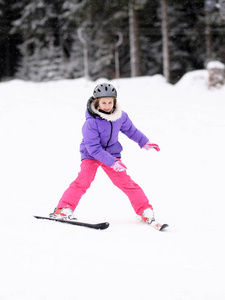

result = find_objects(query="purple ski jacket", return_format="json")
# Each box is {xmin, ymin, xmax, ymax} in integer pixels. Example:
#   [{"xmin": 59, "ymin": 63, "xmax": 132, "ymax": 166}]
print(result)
[{"xmin": 80, "ymin": 98, "xmax": 149, "ymax": 167}]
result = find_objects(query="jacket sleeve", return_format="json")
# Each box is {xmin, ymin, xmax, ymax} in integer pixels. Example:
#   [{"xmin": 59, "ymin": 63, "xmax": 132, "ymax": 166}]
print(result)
[
  {"xmin": 120, "ymin": 112, "xmax": 149, "ymax": 148},
  {"xmin": 82, "ymin": 119, "xmax": 117, "ymax": 167}
]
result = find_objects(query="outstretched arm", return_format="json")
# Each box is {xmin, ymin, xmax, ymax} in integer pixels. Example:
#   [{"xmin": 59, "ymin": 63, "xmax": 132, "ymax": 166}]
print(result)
[
  {"xmin": 120, "ymin": 112, "xmax": 149, "ymax": 148},
  {"xmin": 120, "ymin": 112, "xmax": 160, "ymax": 151}
]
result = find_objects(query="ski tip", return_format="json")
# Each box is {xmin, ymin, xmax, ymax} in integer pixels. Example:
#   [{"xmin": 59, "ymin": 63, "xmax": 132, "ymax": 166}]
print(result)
[
  {"xmin": 159, "ymin": 224, "xmax": 169, "ymax": 231},
  {"xmin": 33, "ymin": 215, "xmax": 41, "ymax": 219},
  {"xmin": 99, "ymin": 222, "xmax": 110, "ymax": 230}
]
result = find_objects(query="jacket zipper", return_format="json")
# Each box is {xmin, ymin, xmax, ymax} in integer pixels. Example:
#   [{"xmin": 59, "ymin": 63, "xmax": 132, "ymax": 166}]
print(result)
[{"xmin": 105, "ymin": 121, "xmax": 113, "ymax": 150}]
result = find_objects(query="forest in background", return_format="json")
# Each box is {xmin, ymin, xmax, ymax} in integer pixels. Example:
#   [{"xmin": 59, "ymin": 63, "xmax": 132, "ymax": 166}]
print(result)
[{"xmin": 0, "ymin": 0, "xmax": 225, "ymax": 83}]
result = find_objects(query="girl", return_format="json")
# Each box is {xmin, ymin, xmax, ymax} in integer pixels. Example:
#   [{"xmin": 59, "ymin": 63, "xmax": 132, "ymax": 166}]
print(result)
[{"xmin": 50, "ymin": 83, "xmax": 160, "ymax": 224}]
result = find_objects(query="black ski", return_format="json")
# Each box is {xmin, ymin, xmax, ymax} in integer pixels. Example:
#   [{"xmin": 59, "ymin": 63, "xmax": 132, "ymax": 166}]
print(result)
[{"xmin": 34, "ymin": 215, "xmax": 109, "ymax": 230}]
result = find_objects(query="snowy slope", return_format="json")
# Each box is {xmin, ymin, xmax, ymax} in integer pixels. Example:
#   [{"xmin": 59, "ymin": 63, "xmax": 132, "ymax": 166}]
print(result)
[{"xmin": 0, "ymin": 73, "xmax": 225, "ymax": 300}]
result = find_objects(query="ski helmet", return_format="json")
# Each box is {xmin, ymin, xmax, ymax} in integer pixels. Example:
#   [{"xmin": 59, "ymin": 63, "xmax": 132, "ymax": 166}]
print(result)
[{"xmin": 93, "ymin": 83, "xmax": 117, "ymax": 99}]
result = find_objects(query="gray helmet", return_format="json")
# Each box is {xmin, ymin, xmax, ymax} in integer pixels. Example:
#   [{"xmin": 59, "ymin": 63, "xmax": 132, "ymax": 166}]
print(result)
[{"xmin": 93, "ymin": 83, "xmax": 117, "ymax": 99}]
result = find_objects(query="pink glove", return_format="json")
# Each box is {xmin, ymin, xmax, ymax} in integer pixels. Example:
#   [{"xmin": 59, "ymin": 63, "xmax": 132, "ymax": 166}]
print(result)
[
  {"xmin": 143, "ymin": 142, "xmax": 160, "ymax": 152},
  {"xmin": 111, "ymin": 160, "xmax": 127, "ymax": 172}
]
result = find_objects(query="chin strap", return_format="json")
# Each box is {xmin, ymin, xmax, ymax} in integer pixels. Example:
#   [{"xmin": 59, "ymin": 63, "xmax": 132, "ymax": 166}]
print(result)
[{"xmin": 97, "ymin": 108, "xmax": 114, "ymax": 115}]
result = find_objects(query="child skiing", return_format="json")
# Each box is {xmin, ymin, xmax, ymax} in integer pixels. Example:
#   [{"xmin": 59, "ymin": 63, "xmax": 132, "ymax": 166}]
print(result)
[{"xmin": 50, "ymin": 83, "xmax": 160, "ymax": 225}]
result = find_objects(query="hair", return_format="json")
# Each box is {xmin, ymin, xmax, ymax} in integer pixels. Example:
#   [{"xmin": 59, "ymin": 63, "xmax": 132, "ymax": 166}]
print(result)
[{"xmin": 94, "ymin": 97, "xmax": 117, "ymax": 110}]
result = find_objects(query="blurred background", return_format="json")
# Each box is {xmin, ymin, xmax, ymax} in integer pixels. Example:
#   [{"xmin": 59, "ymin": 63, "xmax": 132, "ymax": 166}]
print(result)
[{"xmin": 0, "ymin": 0, "xmax": 225, "ymax": 84}]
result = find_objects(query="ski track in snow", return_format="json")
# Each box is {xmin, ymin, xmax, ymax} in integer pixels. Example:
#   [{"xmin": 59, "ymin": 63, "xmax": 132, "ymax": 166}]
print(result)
[{"xmin": 0, "ymin": 73, "xmax": 225, "ymax": 299}]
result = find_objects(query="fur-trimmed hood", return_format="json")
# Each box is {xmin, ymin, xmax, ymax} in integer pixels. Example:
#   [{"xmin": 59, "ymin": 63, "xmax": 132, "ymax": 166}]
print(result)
[{"xmin": 86, "ymin": 97, "xmax": 122, "ymax": 122}]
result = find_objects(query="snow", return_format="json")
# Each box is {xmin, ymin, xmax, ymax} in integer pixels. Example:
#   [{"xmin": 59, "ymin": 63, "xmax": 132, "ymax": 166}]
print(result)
[
  {"xmin": 1, "ymin": 72, "xmax": 225, "ymax": 300},
  {"xmin": 207, "ymin": 60, "xmax": 225, "ymax": 70}
]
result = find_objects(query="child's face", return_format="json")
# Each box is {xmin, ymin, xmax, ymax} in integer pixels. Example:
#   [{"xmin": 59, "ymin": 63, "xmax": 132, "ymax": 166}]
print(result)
[{"xmin": 98, "ymin": 97, "xmax": 114, "ymax": 112}]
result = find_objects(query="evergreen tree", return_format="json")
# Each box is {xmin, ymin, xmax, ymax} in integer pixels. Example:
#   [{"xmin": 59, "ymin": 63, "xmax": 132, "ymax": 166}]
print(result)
[
  {"xmin": 59, "ymin": 0, "xmax": 128, "ymax": 79},
  {"xmin": 0, "ymin": 0, "xmax": 21, "ymax": 79},
  {"xmin": 12, "ymin": 0, "xmax": 75, "ymax": 80},
  {"xmin": 161, "ymin": 0, "xmax": 207, "ymax": 82},
  {"xmin": 138, "ymin": 0, "xmax": 161, "ymax": 76},
  {"xmin": 203, "ymin": 0, "xmax": 225, "ymax": 63},
  {"xmin": 1, "ymin": 0, "xmax": 225, "ymax": 82}
]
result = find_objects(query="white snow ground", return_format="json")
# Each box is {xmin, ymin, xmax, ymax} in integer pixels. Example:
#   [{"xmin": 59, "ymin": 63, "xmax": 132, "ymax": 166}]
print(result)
[{"xmin": 0, "ymin": 72, "xmax": 225, "ymax": 300}]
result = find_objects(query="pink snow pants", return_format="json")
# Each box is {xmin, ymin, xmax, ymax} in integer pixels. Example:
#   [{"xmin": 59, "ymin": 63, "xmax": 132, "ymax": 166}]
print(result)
[{"xmin": 57, "ymin": 159, "xmax": 153, "ymax": 215}]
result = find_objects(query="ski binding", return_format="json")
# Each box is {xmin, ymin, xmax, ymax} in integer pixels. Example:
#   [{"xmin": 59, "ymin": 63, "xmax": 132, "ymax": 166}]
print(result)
[
  {"xmin": 139, "ymin": 216, "xmax": 169, "ymax": 231},
  {"xmin": 150, "ymin": 220, "xmax": 169, "ymax": 231}
]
